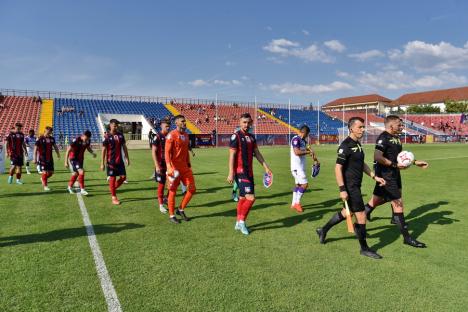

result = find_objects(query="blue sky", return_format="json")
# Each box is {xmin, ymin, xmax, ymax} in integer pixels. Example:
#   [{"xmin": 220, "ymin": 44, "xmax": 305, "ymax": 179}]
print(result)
[{"xmin": 1, "ymin": 0, "xmax": 468, "ymax": 105}]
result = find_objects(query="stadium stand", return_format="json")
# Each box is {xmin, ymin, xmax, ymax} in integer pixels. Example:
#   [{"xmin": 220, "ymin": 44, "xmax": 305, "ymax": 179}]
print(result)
[
  {"xmin": 0, "ymin": 96, "xmax": 41, "ymax": 138},
  {"xmin": 261, "ymin": 107, "xmax": 343, "ymax": 135},
  {"xmin": 325, "ymin": 109, "xmax": 384, "ymax": 124},
  {"xmin": 53, "ymin": 98, "xmax": 177, "ymax": 142},
  {"xmin": 173, "ymin": 103, "xmax": 292, "ymax": 134},
  {"xmin": 405, "ymin": 114, "xmax": 468, "ymax": 135}
]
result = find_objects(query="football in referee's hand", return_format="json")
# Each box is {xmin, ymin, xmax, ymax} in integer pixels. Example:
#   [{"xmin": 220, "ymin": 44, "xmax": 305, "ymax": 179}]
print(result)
[{"xmin": 397, "ymin": 151, "xmax": 414, "ymax": 168}]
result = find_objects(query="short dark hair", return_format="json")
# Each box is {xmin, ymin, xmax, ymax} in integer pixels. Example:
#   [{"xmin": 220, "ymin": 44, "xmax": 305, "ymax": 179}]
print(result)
[
  {"xmin": 15, "ymin": 122, "xmax": 23, "ymax": 127},
  {"xmin": 240, "ymin": 113, "xmax": 252, "ymax": 119},
  {"xmin": 348, "ymin": 117, "xmax": 365, "ymax": 129},
  {"xmin": 384, "ymin": 115, "xmax": 400, "ymax": 125},
  {"xmin": 84, "ymin": 130, "xmax": 92, "ymax": 138},
  {"xmin": 29, "ymin": 129, "xmax": 35, "ymax": 135},
  {"xmin": 300, "ymin": 125, "xmax": 310, "ymax": 133},
  {"xmin": 160, "ymin": 118, "xmax": 171, "ymax": 125},
  {"xmin": 174, "ymin": 115, "xmax": 185, "ymax": 121},
  {"xmin": 109, "ymin": 119, "xmax": 120, "ymax": 124},
  {"xmin": 45, "ymin": 126, "xmax": 53, "ymax": 131}
]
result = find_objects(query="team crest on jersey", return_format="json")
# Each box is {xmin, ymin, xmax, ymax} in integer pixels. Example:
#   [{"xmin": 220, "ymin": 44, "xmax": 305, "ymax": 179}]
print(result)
[
  {"xmin": 180, "ymin": 135, "xmax": 186, "ymax": 141},
  {"xmin": 245, "ymin": 136, "xmax": 251, "ymax": 142},
  {"xmin": 338, "ymin": 148, "xmax": 343, "ymax": 154},
  {"xmin": 378, "ymin": 140, "xmax": 383, "ymax": 144}
]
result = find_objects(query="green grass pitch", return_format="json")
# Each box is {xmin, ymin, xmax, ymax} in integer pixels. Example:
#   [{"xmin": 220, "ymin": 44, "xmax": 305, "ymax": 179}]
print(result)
[{"xmin": 1, "ymin": 143, "xmax": 467, "ymax": 311}]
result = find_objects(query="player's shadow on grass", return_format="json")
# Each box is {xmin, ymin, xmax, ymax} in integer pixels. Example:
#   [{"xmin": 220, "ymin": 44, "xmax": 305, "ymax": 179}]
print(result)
[
  {"xmin": 320, "ymin": 201, "xmax": 457, "ymax": 247},
  {"xmin": 248, "ymin": 198, "xmax": 342, "ymax": 232},
  {"xmin": 194, "ymin": 171, "xmax": 218, "ymax": 176},
  {"xmin": 0, "ymin": 223, "xmax": 145, "ymax": 247},
  {"xmin": 190, "ymin": 191, "xmax": 295, "ymax": 208},
  {"xmin": 190, "ymin": 201, "xmax": 289, "ymax": 220},
  {"xmin": 0, "ymin": 189, "xmax": 65, "ymax": 198}
]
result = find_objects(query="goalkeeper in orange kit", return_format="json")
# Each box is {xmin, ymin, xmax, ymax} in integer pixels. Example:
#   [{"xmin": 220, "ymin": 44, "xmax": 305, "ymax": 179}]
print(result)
[{"xmin": 165, "ymin": 115, "xmax": 196, "ymax": 224}]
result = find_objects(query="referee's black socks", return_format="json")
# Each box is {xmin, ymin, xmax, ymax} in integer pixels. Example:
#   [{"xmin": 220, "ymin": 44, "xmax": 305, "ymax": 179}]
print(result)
[
  {"xmin": 394, "ymin": 212, "xmax": 427, "ymax": 248},
  {"xmin": 393, "ymin": 213, "xmax": 410, "ymax": 239},
  {"xmin": 323, "ymin": 211, "xmax": 345, "ymax": 232},
  {"xmin": 365, "ymin": 204, "xmax": 374, "ymax": 221},
  {"xmin": 354, "ymin": 223, "xmax": 369, "ymax": 250}
]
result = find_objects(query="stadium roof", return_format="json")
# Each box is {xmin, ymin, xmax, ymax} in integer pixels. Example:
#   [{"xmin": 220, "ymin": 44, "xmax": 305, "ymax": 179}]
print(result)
[
  {"xmin": 323, "ymin": 94, "xmax": 392, "ymax": 108},
  {"xmin": 390, "ymin": 86, "xmax": 468, "ymax": 106}
]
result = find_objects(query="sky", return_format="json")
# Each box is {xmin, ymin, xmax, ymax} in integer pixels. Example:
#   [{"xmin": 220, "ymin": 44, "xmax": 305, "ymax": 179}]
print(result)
[{"xmin": 1, "ymin": 0, "xmax": 468, "ymax": 105}]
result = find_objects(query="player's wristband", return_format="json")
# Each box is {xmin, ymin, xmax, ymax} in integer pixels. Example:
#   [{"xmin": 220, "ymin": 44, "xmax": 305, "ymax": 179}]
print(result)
[
  {"xmin": 391, "ymin": 162, "xmax": 398, "ymax": 168},
  {"xmin": 413, "ymin": 159, "xmax": 417, "ymax": 165},
  {"xmin": 339, "ymin": 185, "xmax": 346, "ymax": 192}
]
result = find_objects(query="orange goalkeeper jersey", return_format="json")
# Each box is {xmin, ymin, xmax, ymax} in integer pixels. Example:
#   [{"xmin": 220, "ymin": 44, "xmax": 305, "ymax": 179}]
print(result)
[{"xmin": 165, "ymin": 129, "xmax": 191, "ymax": 172}]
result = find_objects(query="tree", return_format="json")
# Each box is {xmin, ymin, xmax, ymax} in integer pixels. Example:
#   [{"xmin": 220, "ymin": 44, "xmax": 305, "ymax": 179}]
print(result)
[
  {"xmin": 406, "ymin": 105, "xmax": 441, "ymax": 113},
  {"xmin": 445, "ymin": 100, "xmax": 468, "ymax": 113}
]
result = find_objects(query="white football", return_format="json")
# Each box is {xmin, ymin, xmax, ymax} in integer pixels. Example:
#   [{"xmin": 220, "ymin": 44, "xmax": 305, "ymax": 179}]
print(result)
[{"xmin": 397, "ymin": 151, "xmax": 414, "ymax": 168}]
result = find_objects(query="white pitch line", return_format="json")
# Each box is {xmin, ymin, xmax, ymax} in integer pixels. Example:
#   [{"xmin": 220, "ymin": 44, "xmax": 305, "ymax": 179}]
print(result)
[{"xmin": 75, "ymin": 193, "xmax": 122, "ymax": 312}]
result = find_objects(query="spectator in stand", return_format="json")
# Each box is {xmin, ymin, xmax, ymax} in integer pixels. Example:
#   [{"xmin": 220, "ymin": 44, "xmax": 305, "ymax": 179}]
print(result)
[
  {"xmin": 205, "ymin": 115, "xmax": 210, "ymax": 123},
  {"xmin": 210, "ymin": 102, "xmax": 215, "ymax": 109}
]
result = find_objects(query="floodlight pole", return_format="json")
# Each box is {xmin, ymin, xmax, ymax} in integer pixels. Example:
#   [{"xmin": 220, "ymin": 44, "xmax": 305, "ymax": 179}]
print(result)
[
  {"xmin": 317, "ymin": 100, "xmax": 320, "ymax": 144},
  {"xmin": 215, "ymin": 93, "xmax": 218, "ymax": 147},
  {"xmin": 288, "ymin": 99, "xmax": 291, "ymax": 143},
  {"xmin": 365, "ymin": 105, "xmax": 368, "ymax": 144},
  {"xmin": 405, "ymin": 109, "xmax": 408, "ymax": 143},
  {"xmin": 254, "ymin": 96, "xmax": 257, "ymax": 139}
]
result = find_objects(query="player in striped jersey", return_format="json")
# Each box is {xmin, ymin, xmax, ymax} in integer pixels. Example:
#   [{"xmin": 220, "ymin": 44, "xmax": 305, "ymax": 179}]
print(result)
[
  {"xmin": 101, "ymin": 119, "xmax": 130, "ymax": 205},
  {"xmin": 151, "ymin": 119, "xmax": 170, "ymax": 213},
  {"xmin": 65, "ymin": 130, "xmax": 96, "ymax": 195},
  {"xmin": 34, "ymin": 126, "xmax": 61, "ymax": 191},
  {"xmin": 227, "ymin": 113, "xmax": 272, "ymax": 235},
  {"xmin": 6, "ymin": 123, "xmax": 27, "ymax": 184}
]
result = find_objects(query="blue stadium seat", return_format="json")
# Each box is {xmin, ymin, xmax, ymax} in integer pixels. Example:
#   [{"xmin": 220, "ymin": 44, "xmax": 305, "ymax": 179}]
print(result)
[
  {"xmin": 260, "ymin": 108, "xmax": 343, "ymax": 135},
  {"xmin": 53, "ymin": 98, "xmax": 178, "ymax": 143}
]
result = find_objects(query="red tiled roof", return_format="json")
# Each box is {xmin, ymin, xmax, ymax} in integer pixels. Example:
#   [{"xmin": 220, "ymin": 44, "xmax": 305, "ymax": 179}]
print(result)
[
  {"xmin": 323, "ymin": 94, "xmax": 392, "ymax": 108},
  {"xmin": 390, "ymin": 86, "xmax": 468, "ymax": 106}
]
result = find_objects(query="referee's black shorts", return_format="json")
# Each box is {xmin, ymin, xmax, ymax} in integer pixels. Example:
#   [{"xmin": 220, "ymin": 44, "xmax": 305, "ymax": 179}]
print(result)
[
  {"xmin": 373, "ymin": 171, "xmax": 402, "ymax": 201},
  {"xmin": 345, "ymin": 184, "xmax": 365, "ymax": 213}
]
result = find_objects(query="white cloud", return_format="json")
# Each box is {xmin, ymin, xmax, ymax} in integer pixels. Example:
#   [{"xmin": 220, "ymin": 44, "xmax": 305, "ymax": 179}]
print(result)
[
  {"xmin": 388, "ymin": 40, "xmax": 468, "ymax": 71},
  {"xmin": 302, "ymin": 29, "xmax": 310, "ymax": 36},
  {"xmin": 348, "ymin": 49, "xmax": 385, "ymax": 61},
  {"xmin": 263, "ymin": 38, "xmax": 334, "ymax": 63},
  {"xmin": 324, "ymin": 40, "xmax": 346, "ymax": 52},
  {"xmin": 270, "ymin": 81, "xmax": 353, "ymax": 95},
  {"xmin": 263, "ymin": 38, "xmax": 299, "ymax": 54},
  {"xmin": 187, "ymin": 79, "xmax": 243, "ymax": 87},
  {"xmin": 336, "ymin": 71, "xmax": 351, "ymax": 78},
  {"xmin": 355, "ymin": 70, "xmax": 467, "ymax": 90},
  {"xmin": 214, "ymin": 79, "xmax": 242, "ymax": 86},
  {"xmin": 225, "ymin": 61, "xmax": 235, "ymax": 66},
  {"xmin": 265, "ymin": 26, "xmax": 273, "ymax": 31},
  {"xmin": 188, "ymin": 79, "xmax": 210, "ymax": 87}
]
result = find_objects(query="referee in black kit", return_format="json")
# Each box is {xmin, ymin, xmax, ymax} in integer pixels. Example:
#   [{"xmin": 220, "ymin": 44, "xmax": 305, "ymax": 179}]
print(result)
[
  {"xmin": 365, "ymin": 115, "xmax": 429, "ymax": 248},
  {"xmin": 316, "ymin": 117, "xmax": 386, "ymax": 259}
]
